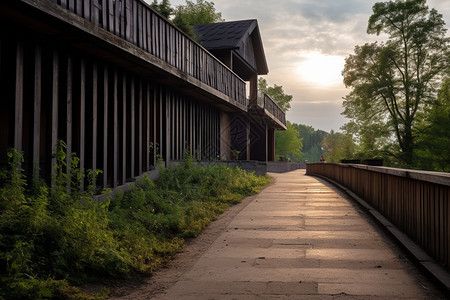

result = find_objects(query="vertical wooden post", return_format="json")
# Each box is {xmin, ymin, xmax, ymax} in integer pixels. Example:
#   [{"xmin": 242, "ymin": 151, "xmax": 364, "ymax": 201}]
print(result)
[
  {"xmin": 130, "ymin": 77, "xmax": 135, "ymax": 178},
  {"xmin": 113, "ymin": 69, "xmax": 118, "ymax": 187},
  {"xmin": 92, "ymin": 0, "xmax": 100, "ymax": 26},
  {"xmin": 146, "ymin": 83, "xmax": 150, "ymax": 171},
  {"xmin": 92, "ymin": 63, "xmax": 98, "ymax": 179},
  {"xmin": 103, "ymin": 67, "xmax": 108, "ymax": 188},
  {"xmin": 14, "ymin": 41, "xmax": 24, "ymax": 151},
  {"xmin": 80, "ymin": 58, "xmax": 86, "ymax": 190},
  {"xmin": 165, "ymin": 90, "xmax": 170, "ymax": 166},
  {"xmin": 152, "ymin": 88, "xmax": 157, "ymax": 166},
  {"xmin": 51, "ymin": 50, "xmax": 59, "ymax": 185},
  {"xmin": 66, "ymin": 54, "xmax": 73, "ymax": 178},
  {"xmin": 122, "ymin": 74, "xmax": 127, "ymax": 184},
  {"xmin": 138, "ymin": 80, "xmax": 142, "ymax": 175},
  {"xmin": 33, "ymin": 45, "xmax": 42, "ymax": 179}
]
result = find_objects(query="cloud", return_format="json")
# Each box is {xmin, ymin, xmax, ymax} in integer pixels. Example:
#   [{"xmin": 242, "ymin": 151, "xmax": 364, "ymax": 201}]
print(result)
[{"xmin": 151, "ymin": 0, "xmax": 450, "ymax": 132}]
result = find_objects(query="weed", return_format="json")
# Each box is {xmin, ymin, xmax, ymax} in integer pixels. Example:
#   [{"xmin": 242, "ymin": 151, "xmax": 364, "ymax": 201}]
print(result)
[{"xmin": 0, "ymin": 145, "xmax": 271, "ymax": 299}]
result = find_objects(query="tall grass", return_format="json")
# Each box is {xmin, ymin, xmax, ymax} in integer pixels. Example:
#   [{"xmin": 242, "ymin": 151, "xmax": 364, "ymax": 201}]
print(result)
[{"xmin": 0, "ymin": 146, "xmax": 270, "ymax": 299}]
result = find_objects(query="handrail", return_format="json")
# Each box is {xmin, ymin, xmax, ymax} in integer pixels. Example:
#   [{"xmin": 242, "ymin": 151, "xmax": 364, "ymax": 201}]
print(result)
[
  {"xmin": 50, "ymin": 0, "xmax": 247, "ymax": 107},
  {"xmin": 263, "ymin": 94, "xmax": 286, "ymax": 126},
  {"xmin": 306, "ymin": 162, "xmax": 450, "ymax": 271}
]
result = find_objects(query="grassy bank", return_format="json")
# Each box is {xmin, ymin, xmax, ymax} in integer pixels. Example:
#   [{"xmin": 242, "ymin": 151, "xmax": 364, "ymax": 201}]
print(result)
[{"xmin": 0, "ymin": 146, "xmax": 270, "ymax": 299}]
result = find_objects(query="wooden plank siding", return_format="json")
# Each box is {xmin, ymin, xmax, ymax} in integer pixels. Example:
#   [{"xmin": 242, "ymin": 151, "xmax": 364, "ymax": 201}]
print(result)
[
  {"xmin": 44, "ymin": 0, "xmax": 246, "ymax": 108},
  {"xmin": 1, "ymin": 31, "xmax": 221, "ymax": 190},
  {"xmin": 306, "ymin": 163, "xmax": 450, "ymax": 271}
]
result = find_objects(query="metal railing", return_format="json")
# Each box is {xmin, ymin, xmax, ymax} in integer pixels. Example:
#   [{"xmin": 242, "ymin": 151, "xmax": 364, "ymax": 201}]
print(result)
[
  {"xmin": 49, "ymin": 0, "xmax": 247, "ymax": 107},
  {"xmin": 306, "ymin": 162, "xmax": 450, "ymax": 271}
]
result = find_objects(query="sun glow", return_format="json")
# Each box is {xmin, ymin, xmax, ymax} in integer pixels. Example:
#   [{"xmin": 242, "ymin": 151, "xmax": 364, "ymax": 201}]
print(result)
[{"xmin": 295, "ymin": 52, "xmax": 345, "ymax": 88}]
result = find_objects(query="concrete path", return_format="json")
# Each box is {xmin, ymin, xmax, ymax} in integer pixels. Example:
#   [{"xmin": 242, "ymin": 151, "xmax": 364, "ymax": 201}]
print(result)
[{"xmin": 117, "ymin": 170, "xmax": 445, "ymax": 299}]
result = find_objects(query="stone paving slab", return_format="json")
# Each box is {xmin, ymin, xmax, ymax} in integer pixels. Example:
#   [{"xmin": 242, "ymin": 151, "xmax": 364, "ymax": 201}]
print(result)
[{"xmin": 117, "ymin": 170, "xmax": 445, "ymax": 299}]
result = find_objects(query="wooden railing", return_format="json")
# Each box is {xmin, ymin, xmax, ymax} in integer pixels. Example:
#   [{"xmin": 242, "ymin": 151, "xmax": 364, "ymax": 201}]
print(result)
[
  {"xmin": 257, "ymin": 94, "xmax": 286, "ymax": 126},
  {"xmin": 306, "ymin": 163, "xmax": 450, "ymax": 271},
  {"xmin": 50, "ymin": 0, "xmax": 247, "ymax": 107}
]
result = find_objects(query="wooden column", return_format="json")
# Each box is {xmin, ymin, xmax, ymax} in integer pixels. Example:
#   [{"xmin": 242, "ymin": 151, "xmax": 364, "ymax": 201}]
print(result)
[
  {"xmin": 122, "ymin": 74, "xmax": 127, "ymax": 184},
  {"xmin": 249, "ymin": 74, "xmax": 258, "ymax": 103},
  {"xmin": 14, "ymin": 41, "xmax": 24, "ymax": 151},
  {"xmin": 66, "ymin": 54, "xmax": 73, "ymax": 176},
  {"xmin": 152, "ymin": 88, "xmax": 157, "ymax": 166},
  {"xmin": 138, "ymin": 81, "xmax": 142, "ymax": 175},
  {"xmin": 51, "ymin": 49, "xmax": 59, "ymax": 185},
  {"xmin": 130, "ymin": 77, "xmax": 135, "ymax": 177},
  {"xmin": 80, "ymin": 58, "xmax": 86, "ymax": 190},
  {"xmin": 113, "ymin": 69, "xmax": 118, "ymax": 187},
  {"xmin": 92, "ymin": 63, "xmax": 98, "ymax": 179},
  {"xmin": 33, "ymin": 45, "xmax": 42, "ymax": 179},
  {"xmin": 165, "ymin": 91, "xmax": 170, "ymax": 166},
  {"xmin": 146, "ymin": 83, "xmax": 150, "ymax": 171},
  {"xmin": 102, "ymin": 67, "xmax": 108, "ymax": 188}
]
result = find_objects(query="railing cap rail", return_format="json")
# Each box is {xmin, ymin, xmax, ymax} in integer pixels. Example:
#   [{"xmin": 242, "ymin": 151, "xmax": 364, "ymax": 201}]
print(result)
[{"xmin": 307, "ymin": 162, "xmax": 450, "ymax": 186}]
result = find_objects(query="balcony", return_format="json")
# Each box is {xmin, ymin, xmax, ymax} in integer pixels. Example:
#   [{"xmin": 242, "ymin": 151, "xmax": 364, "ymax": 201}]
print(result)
[
  {"xmin": 256, "ymin": 93, "xmax": 287, "ymax": 129},
  {"xmin": 15, "ymin": 0, "xmax": 247, "ymax": 111}
]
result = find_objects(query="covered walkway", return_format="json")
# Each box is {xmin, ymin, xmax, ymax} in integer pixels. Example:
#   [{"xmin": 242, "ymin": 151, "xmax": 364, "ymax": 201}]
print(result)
[{"xmin": 112, "ymin": 169, "xmax": 444, "ymax": 299}]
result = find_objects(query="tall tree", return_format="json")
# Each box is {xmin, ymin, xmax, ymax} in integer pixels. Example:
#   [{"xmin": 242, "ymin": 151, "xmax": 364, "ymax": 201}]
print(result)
[
  {"xmin": 416, "ymin": 78, "xmax": 450, "ymax": 171},
  {"xmin": 258, "ymin": 78, "xmax": 292, "ymax": 112},
  {"xmin": 172, "ymin": 0, "xmax": 224, "ymax": 38},
  {"xmin": 342, "ymin": 0, "xmax": 449, "ymax": 167},
  {"xmin": 275, "ymin": 121, "xmax": 303, "ymax": 160},
  {"xmin": 320, "ymin": 131, "xmax": 357, "ymax": 163},
  {"xmin": 150, "ymin": 0, "xmax": 173, "ymax": 19},
  {"xmin": 291, "ymin": 123, "xmax": 328, "ymax": 162}
]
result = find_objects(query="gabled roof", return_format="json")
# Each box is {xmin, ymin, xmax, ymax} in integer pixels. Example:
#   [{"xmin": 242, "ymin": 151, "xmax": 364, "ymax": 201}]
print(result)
[
  {"xmin": 194, "ymin": 19, "xmax": 269, "ymax": 75},
  {"xmin": 194, "ymin": 19, "xmax": 256, "ymax": 50}
]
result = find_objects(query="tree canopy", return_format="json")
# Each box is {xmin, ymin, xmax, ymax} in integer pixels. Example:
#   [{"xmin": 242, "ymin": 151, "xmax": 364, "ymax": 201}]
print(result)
[
  {"xmin": 172, "ymin": 0, "xmax": 224, "ymax": 38},
  {"xmin": 320, "ymin": 131, "xmax": 357, "ymax": 163},
  {"xmin": 275, "ymin": 121, "xmax": 303, "ymax": 160},
  {"xmin": 258, "ymin": 78, "xmax": 292, "ymax": 112},
  {"xmin": 415, "ymin": 78, "xmax": 450, "ymax": 171},
  {"xmin": 150, "ymin": 0, "xmax": 173, "ymax": 19},
  {"xmin": 342, "ymin": 0, "xmax": 449, "ymax": 168}
]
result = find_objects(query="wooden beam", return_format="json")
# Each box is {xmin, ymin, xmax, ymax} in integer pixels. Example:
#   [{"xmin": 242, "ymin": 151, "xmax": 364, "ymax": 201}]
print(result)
[
  {"xmin": 164, "ymin": 90, "xmax": 169, "ymax": 165},
  {"xmin": 146, "ymin": 83, "xmax": 150, "ymax": 170},
  {"xmin": 66, "ymin": 54, "xmax": 73, "ymax": 179},
  {"xmin": 92, "ymin": 63, "xmax": 98, "ymax": 178},
  {"xmin": 33, "ymin": 45, "xmax": 42, "ymax": 180},
  {"xmin": 122, "ymin": 74, "xmax": 127, "ymax": 184},
  {"xmin": 138, "ymin": 80, "xmax": 142, "ymax": 175},
  {"xmin": 51, "ymin": 49, "xmax": 59, "ymax": 185},
  {"xmin": 152, "ymin": 87, "xmax": 157, "ymax": 166},
  {"xmin": 113, "ymin": 69, "xmax": 118, "ymax": 187},
  {"xmin": 130, "ymin": 77, "xmax": 135, "ymax": 177},
  {"xmin": 103, "ymin": 67, "xmax": 108, "ymax": 188},
  {"xmin": 80, "ymin": 58, "xmax": 86, "ymax": 190},
  {"xmin": 92, "ymin": 0, "xmax": 99, "ymax": 26},
  {"xmin": 14, "ymin": 41, "xmax": 24, "ymax": 151}
]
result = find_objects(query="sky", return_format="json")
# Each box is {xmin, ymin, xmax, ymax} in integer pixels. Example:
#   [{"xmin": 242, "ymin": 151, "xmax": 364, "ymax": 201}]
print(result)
[{"xmin": 149, "ymin": 0, "xmax": 450, "ymax": 132}]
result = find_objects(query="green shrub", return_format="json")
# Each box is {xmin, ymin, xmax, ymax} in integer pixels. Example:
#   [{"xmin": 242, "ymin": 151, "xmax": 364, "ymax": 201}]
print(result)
[{"xmin": 0, "ymin": 146, "xmax": 270, "ymax": 299}]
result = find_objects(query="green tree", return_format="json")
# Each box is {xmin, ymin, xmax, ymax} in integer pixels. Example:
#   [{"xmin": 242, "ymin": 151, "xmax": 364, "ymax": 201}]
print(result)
[
  {"xmin": 320, "ymin": 131, "xmax": 357, "ymax": 163},
  {"xmin": 172, "ymin": 0, "xmax": 224, "ymax": 38},
  {"xmin": 416, "ymin": 78, "xmax": 450, "ymax": 171},
  {"xmin": 342, "ymin": 0, "xmax": 449, "ymax": 167},
  {"xmin": 258, "ymin": 78, "xmax": 292, "ymax": 112},
  {"xmin": 150, "ymin": 0, "xmax": 173, "ymax": 19},
  {"xmin": 291, "ymin": 123, "xmax": 328, "ymax": 162},
  {"xmin": 275, "ymin": 121, "xmax": 303, "ymax": 160}
]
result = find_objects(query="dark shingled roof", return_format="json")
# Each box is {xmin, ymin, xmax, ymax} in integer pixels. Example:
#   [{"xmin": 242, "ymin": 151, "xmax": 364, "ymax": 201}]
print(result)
[
  {"xmin": 194, "ymin": 19, "xmax": 268, "ymax": 75},
  {"xmin": 194, "ymin": 19, "xmax": 257, "ymax": 50}
]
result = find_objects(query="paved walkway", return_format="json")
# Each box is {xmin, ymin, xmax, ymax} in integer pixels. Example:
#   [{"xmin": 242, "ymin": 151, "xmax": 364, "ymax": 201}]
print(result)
[{"xmin": 114, "ymin": 170, "xmax": 444, "ymax": 299}]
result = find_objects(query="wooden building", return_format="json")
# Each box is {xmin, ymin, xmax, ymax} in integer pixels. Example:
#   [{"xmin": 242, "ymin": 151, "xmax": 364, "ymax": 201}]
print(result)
[{"xmin": 0, "ymin": 0, "xmax": 286, "ymax": 190}]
